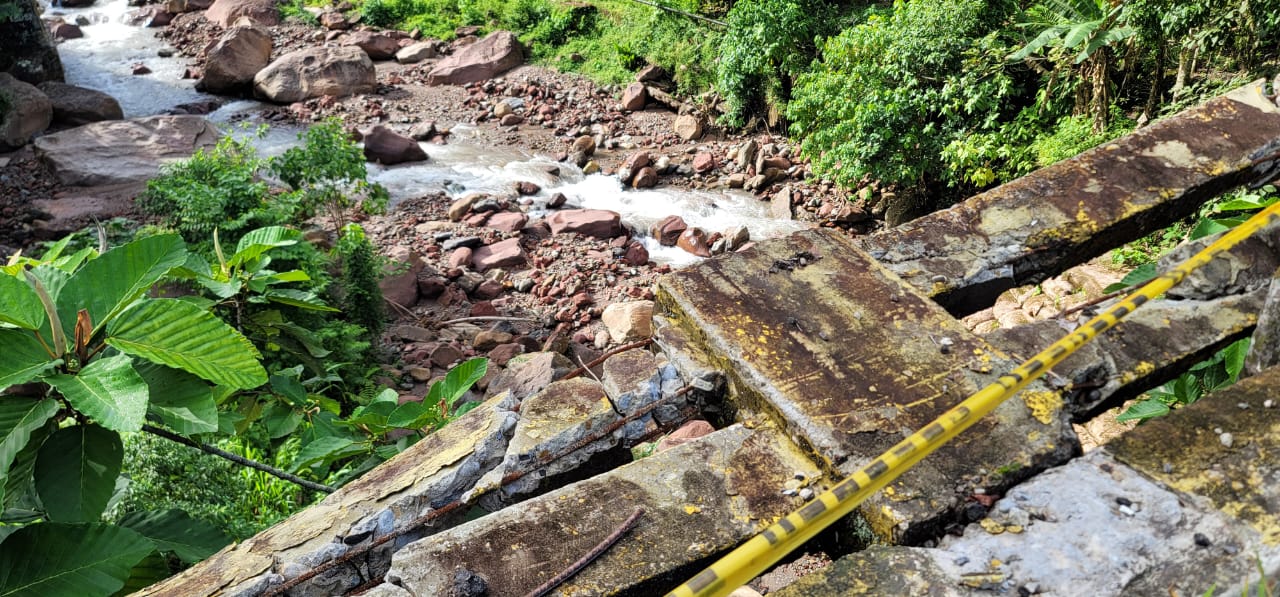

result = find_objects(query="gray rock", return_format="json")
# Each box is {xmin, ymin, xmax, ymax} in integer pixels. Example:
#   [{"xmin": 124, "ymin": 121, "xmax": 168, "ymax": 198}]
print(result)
[
  {"xmin": 33, "ymin": 115, "xmax": 219, "ymax": 186},
  {"xmin": 0, "ymin": 72, "xmax": 51, "ymax": 150},
  {"xmin": 253, "ymin": 46, "xmax": 376, "ymax": 104},
  {"xmin": 37, "ymin": 81, "xmax": 123, "ymax": 126},
  {"xmin": 199, "ymin": 24, "xmax": 272, "ymax": 94}
]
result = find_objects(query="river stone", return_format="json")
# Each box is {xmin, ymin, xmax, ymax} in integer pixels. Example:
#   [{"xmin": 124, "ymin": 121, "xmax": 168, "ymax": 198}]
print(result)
[
  {"xmin": 199, "ymin": 24, "xmax": 272, "ymax": 94},
  {"xmin": 204, "ymin": 0, "xmax": 279, "ymax": 27},
  {"xmin": 342, "ymin": 31, "xmax": 401, "ymax": 61},
  {"xmin": 0, "ymin": 72, "xmax": 52, "ymax": 150},
  {"xmin": 673, "ymin": 113, "xmax": 704, "ymax": 141},
  {"xmin": 620, "ymin": 82, "xmax": 646, "ymax": 111},
  {"xmin": 37, "ymin": 81, "xmax": 123, "ymax": 127},
  {"xmin": 601, "ymin": 301, "xmax": 654, "ymax": 343},
  {"xmin": 546, "ymin": 209, "xmax": 622, "ymax": 239},
  {"xmin": 396, "ymin": 41, "xmax": 438, "ymax": 64},
  {"xmin": 253, "ymin": 46, "xmax": 376, "ymax": 104},
  {"xmin": 425, "ymin": 30, "xmax": 523, "ymax": 86},
  {"xmin": 362, "ymin": 125, "xmax": 427, "ymax": 165},
  {"xmin": 33, "ymin": 115, "xmax": 220, "ymax": 187}
]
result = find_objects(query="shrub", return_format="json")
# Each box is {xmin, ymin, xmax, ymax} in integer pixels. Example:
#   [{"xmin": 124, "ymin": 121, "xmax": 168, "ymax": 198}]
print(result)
[
  {"xmin": 336, "ymin": 223, "xmax": 386, "ymax": 340},
  {"xmin": 788, "ymin": 0, "xmax": 1020, "ymax": 196}
]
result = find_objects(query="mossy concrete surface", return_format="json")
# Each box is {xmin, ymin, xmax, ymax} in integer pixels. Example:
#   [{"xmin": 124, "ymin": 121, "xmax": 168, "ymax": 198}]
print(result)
[
  {"xmin": 987, "ymin": 289, "xmax": 1264, "ymax": 420},
  {"xmin": 380, "ymin": 425, "xmax": 822, "ymax": 596},
  {"xmin": 657, "ymin": 229, "xmax": 1078, "ymax": 543},
  {"xmin": 1107, "ymin": 367, "xmax": 1280, "ymax": 546},
  {"xmin": 860, "ymin": 80, "xmax": 1280, "ymax": 315}
]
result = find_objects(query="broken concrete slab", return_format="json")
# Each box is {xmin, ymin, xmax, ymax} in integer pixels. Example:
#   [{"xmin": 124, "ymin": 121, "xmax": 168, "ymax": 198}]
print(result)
[
  {"xmin": 657, "ymin": 229, "xmax": 1078, "ymax": 543},
  {"xmin": 135, "ymin": 393, "xmax": 519, "ymax": 597},
  {"xmin": 986, "ymin": 289, "xmax": 1264, "ymax": 420},
  {"xmin": 778, "ymin": 451, "xmax": 1279, "ymax": 596},
  {"xmin": 380, "ymin": 424, "xmax": 822, "ymax": 596},
  {"xmin": 860, "ymin": 80, "xmax": 1280, "ymax": 315},
  {"xmin": 1106, "ymin": 366, "xmax": 1280, "ymax": 546}
]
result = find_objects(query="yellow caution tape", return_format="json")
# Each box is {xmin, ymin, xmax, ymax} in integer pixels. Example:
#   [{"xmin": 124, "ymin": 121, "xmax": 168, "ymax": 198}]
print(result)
[{"xmin": 666, "ymin": 201, "xmax": 1280, "ymax": 597}]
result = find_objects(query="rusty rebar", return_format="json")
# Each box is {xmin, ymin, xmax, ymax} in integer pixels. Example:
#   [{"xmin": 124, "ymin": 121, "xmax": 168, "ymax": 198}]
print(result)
[{"xmin": 523, "ymin": 507, "xmax": 646, "ymax": 597}]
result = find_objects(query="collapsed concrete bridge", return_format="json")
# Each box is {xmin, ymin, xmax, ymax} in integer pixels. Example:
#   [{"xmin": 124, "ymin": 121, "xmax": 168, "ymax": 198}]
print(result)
[{"xmin": 139, "ymin": 81, "xmax": 1280, "ymax": 596}]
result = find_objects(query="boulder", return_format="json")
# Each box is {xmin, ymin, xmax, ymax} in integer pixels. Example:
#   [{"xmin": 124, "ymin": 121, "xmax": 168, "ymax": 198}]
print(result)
[
  {"xmin": 623, "ymin": 241, "xmax": 649, "ymax": 266},
  {"xmin": 617, "ymin": 151, "xmax": 649, "ymax": 185},
  {"xmin": 33, "ymin": 115, "xmax": 219, "ymax": 187},
  {"xmin": 692, "ymin": 151, "xmax": 716, "ymax": 173},
  {"xmin": 253, "ymin": 46, "xmax": 376, "ymax": 104},
  {"xmin": 620, "ymin": 82, "xmax": 647, "ymax": 111},
  {"xmin": 485, "ymin": 212, "xmax": 527, "ymax": 233},
  {"xmin": 395, "ymin": 41, "xmax": 438, "ymax": 64},
  {"xmin": 601, "ymin": 300, "xmax": 654, "ymax": 343},
  {"xmin": 380, "ymin": 246, "xmax": 424, "ymax": 308},
  {"xmin": 471, "ymin": 238, "xmax": 526, "ymax": 272},
  {"xmin": 204, "ymin": 0, "xmax": 279, "ymax": 27},
  {"xmin": 546, "ymin": 209, "xmax": 622, "ymax": 239},
  {"xmin": 342, "ymin": 31, "xmax": 401, "ymax": 61},
  {"xmin": 50, "ymin": 22, "xmax": 83, "ymax": 39},
  {"xmin": 636, "ymin": 64, "xmax": 666, "ymax": 82},
  {"xmin": 631, "ymin": 166, "xmax": 658, "ymax": 189},
  {"xmin": 771, "ymin": 186, "xmax": 793, "ymax": 220},
  {"xmin": 0, "ymin": 73, "xmax": 52, "ymax": 150},
  {"xmin": 0, "ymin": 0, "xmax": 64, "ymax": 84},
  {"xmin": 36, "ymin": 81, "xmax": 123, "ymax": 127},
  {"xmin": 318, "ymin": 11, "xmax": 349, "ymax": 30},
  {"xmin": 425, "ymin": 30, "xmax": 523, "ymax": 86},
  {"xmin": 677, "ymin": 227, "xmax": 712, "ymax": 257},
  {"xmin": 362, "ymin": 125, "xmax": 427, "ymax": 164},
  {"xmin": 673, "ymin": 113, "xmax": 704, "ymax": 141},
  {"xmin": 651, "ymin": 215, "xmax": 687, "ymax": 247},
  {"xmin": 199, "ymin": 24, "xmax": 272, "ymax": 94}
]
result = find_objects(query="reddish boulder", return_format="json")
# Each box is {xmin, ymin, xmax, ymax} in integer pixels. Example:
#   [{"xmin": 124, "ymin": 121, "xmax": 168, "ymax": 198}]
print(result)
[
  {"xmin": 677, "ymin": 227, "xmax": 712, "ymax": 257},
  {"xmin": 200, "ymin": 24, "xmax": 272, "ymax": 94},
  {"xmin": 673, "ymin": 113, "xmax": 704, "ymax": 141},
  {"xmin": 51, "ymin": 23, "xmax": 83, "ymax": 39},
  {"xmin": 380, "ymin": 246, "xmax": 424, "ymax": 308},
  {"xmin": 36, "ymin": 81, "xmax": 122, "ymax": 127},
  {"xmin": 363, "ymin": 125, "xmax": 428, "ymax": 164},
  {"xmin": 623, "ymin": 241, "xmax": 649, "ymax": 266},
  {"xmin": 651, "ymin": 215, "xmax": 687, "ymax": 246},
  {"xmin": 485, "ymin": 212, "xmax": 528, "ymax": 233},
  {"xmin": 447, "ymin": 247, "xmax": 473, "ymax": 269},
  {"xmin": 620, "ymin": 82, "xmax": 647, "ymax": 111},
  {"xmin": 205, "ymin": 0, "xmax": 279, "ymax": 27},
  {"xmin": 692, "ymin": 151, "xmax": 716, "ymax": 174},
  {"xmin": 515, "ymin": 181, "xmax": 540, "ymax": 195},
  {"xmin": 426, "ymin": 30, "xmax": 523, "ymax": 86},
  {"xmin": 617, "ymin": 151, "xmax": 650, "ymax": 185},
  {"xmin": 319, "ymin": 11, "xmax": 349, "ymax": 29},
  {"xmin": 632, "ymin": 166, "xmax": 658, "ymax": 189},
  {"xmin": 546, "ymin": 209, "xmax": 622, "ymax": 239},
  {"xmin": 471, "ymin": 238, "xmax": 526, "ymax": 272},
  {"xmin": 253, "ymin": 46, "xmax": 375, "ymax": 103},
  {"xmin": 342, "ymin": 31, "xmax": 401, "ymax": 61}
]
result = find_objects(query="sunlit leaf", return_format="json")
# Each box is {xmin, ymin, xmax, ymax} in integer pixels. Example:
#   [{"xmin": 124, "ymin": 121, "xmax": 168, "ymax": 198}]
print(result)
[
  {"xmin": 45, "ymin": 354, "xmax": 148, "ymax": 433},
  {"xmin": 117, "ymin": 509, "xmax": 231, "ymax": 564}
]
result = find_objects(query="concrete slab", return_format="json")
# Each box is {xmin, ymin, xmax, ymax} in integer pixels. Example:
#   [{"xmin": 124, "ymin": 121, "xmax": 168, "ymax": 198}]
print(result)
[
  {"xmin": 987, "ymin": 290, "xmax": 1264, "ymax": 419},
  {"xmin": 1107, "ymin": 367, "xmax": 1280, "ymax": 546},
  {"xmin": 135, "ymin": 393, "xmax": 519, "ymax": 597},
  {"xmin": 657, "ymin": 229, "xmax": 1077, "ymax": 543},
  {"xmin": 779, "ymin": 451, "xmax": 1280, "ymax": 596},
  {"xmin": 859, "ymin": 81, "xmax": 1280, "ymax": 315},
  {"xmin": 381, "ymin": 425, "xmax": 822, "ymax": 596}
]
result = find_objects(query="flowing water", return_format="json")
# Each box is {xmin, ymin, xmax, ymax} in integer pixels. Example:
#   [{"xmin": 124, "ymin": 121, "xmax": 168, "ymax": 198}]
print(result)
[{"xmin": 47, "ymin": 0, "xmax": 808, "ymax": 264}]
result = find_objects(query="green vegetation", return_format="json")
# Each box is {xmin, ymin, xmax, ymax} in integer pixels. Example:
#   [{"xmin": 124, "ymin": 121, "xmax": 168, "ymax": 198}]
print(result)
[
  {"xmin": 0, "ymin": 119, "xmax": 489, "ymax": 593},
  {"xmin": 1110, "ymin": 184, "xmax": 1277, "ymax": 422}
]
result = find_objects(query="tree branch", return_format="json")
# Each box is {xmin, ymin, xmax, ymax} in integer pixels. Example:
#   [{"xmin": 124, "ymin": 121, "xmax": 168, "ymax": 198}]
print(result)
[{"xmin": 142, "ymin": 424, "xmax": 337, "ymax": 494}]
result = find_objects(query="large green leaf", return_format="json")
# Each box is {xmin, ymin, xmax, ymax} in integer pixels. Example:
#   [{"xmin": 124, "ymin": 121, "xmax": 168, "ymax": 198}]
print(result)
[
  {"xmin": 135, "ymin": 363, "xmax": 218, "ymax": 435},
  {"xmin": 117, "ymin": 509, "xmax": 231, "ymax": 564},
  {"xmin": 45, "ymin": 354, "xmax": 149, "ymax": 433},
  {"xmin": 109, "ymin": 551, "xmax": 169, "ymax": 597},
  {"xmin": 0, "ymin": 275, "xmax": 44, "ymax": 331},
  {"xmin": 34, "ymin": 424, "xmax": 123, "ymax": 523},
  {"xmin": 229, "ymin": 226, "xmax": 300, "ymax": 267},
  {"xmin": 0, "ymin": 399, "xmax": 58, "ymax": 508},
  {"xmin": 0, "ymin": 522, "xmax": 154, "ymax": 596},
  {"xmin": 105, "ymin": 299, "xmax": 267, "ymax": 390},
  {"xmin": 426, "ymin": 357, "xmax": 488, "ymax": 408},
  {"xmin": 289, "ymin": 436, "xmax": 358, "ymax": 473},
  {"xmin": 55, "ymin": 234, "xmax": 186, "ymax": 338},
  {"xmin": 0, "ymin": 330, "xmax": 58, "ymax": 392}
]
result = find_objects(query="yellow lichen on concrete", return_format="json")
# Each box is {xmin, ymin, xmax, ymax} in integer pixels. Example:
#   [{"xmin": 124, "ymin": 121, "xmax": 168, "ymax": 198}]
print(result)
[{"xmin": 1021, "ymin": 390, "xmax": 1063, "ymax": 425}]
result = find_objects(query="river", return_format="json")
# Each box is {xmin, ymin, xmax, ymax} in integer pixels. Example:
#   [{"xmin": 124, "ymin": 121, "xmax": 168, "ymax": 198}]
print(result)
[{"xmin": 44, "ymin": 0, "xmax": 807, "ymax": 264}]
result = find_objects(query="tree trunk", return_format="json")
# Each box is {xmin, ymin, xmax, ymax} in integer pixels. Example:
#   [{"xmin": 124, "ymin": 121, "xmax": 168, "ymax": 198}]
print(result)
[
  {"xmin": 1171, "ymin": 44, "xmax": 1194, "ymax": 100},
  {"xmin": 1142, "ymin": 40, "xmax": 1166, "ymax": 125}
]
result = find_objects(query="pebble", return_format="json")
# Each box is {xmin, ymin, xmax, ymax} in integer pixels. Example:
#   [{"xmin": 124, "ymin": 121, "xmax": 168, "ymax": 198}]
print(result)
[
  {"xmin": 1193, "ymin": 532, "xmax": 1212, "ymax": 547},
  {"xmin": 1265, "ymin": 399, "xmax": 1275, "ymax": 408},
  {"xmin": 1117, "ymin": 505, "xmax": 1135, "ymax": 516},
  {"xmin": 1219, "ymin": 432, "xmax": 1234, "ymax": 448}
]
